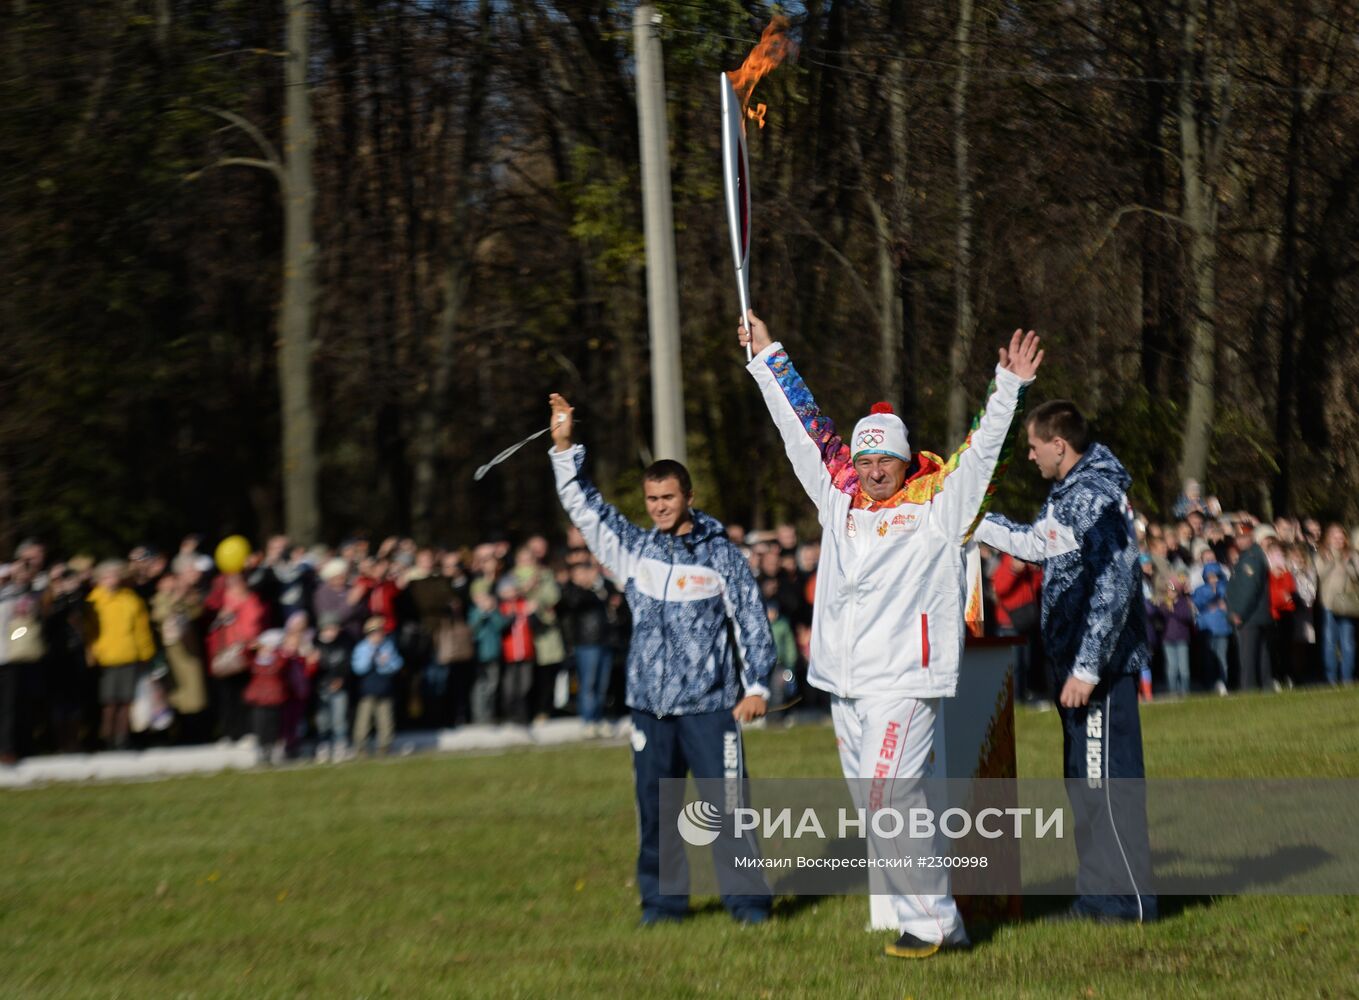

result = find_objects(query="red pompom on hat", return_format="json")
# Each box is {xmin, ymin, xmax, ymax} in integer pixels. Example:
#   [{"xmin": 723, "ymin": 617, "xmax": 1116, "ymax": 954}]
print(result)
[{"xmin": 870, "ymin": 402, "xmax": 894, "ymax": 415}]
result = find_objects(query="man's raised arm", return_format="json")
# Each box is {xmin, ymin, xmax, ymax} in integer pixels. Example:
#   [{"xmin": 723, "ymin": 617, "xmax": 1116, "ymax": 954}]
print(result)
[
  {"xmin": 739, "ymin": 311, "xmax": 858, "ymax": 512},
  {"xmin": 934, "ymin": 330, "xmax": 1042, "ymax": 543},
  {"xmin": 548, "ymin": 393, "xmax": 644, "ymax": 583}
]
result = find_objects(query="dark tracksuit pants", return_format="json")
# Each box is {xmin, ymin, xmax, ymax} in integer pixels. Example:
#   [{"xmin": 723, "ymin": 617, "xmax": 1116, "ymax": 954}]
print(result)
[
  {"xmin": 1058, "ymin": 672, "xmax": 1158, "ymax": 922},
  {"xmin": 631, "ymin": 708, "xmax": 771, "ymax": 918},
  {"xmin": 0, "ymin": 663, "xmax": 19, "ymax": 759},
  {"xmin": 1236, "ymin": 623, "xmax": 1273, "ymax": 690}
]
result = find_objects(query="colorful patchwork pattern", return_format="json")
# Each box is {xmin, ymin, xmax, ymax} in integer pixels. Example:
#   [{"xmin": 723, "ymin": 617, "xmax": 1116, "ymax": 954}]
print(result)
[
  {"xmin": 765, "ymin": 349, "xmax": 859, "ymax": 495},
  {"xmin": 766, "ymin": 349, "xmax": 1024, "ymax": 525}
]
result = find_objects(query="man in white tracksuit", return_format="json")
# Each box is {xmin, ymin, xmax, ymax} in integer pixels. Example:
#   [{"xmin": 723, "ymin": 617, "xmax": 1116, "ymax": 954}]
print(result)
[{"xmin": 739, "ymin": 312, "xmax": 1042, "ymax": 958}]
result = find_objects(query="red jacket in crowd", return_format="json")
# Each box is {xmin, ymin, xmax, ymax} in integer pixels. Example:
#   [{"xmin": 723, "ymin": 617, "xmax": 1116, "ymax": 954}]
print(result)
[
  {"xmin": 500, "ymin": 598, "xmax": 535, "ymax": 664},
  {"xmin": 244, "ymin": 651, "xmax": 297, "ymax": 707},
  {"xmin": 991, "ymin": 554, "xmax": 1042, "ymax": 631},
  {"xmin": 1269, "ymin": 569, "xmax": 1296, "ymax": 620},
  {"xmin": 358, "ymin": 575, "xmax": 400, "ymax": 634}
]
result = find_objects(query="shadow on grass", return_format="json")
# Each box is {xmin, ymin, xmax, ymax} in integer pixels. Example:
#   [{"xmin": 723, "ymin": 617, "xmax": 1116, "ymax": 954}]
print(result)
[
  {"xmin": 684, "ymin": 894, "xmax": 827, "ymax": 921},
  {"xmin": 1020, "ymin": 843, "xmax": 1332, "ymax": 898}
]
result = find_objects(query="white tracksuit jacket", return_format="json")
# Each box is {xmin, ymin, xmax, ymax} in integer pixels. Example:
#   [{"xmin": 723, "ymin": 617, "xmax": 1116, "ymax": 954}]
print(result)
[{"xmin": 747, "ymin": 342, "xmax": 1030, "ymax": 700}]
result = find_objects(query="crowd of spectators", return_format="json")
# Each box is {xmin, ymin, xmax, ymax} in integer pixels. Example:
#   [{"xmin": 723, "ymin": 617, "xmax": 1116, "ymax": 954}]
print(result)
[
  {"xmin": 987, "ymin": 481, "xmax": 1359, "ymax": 704},
  {"xmin": 0, "ymin": 486, "xmax": 1355, "ymax": 765}
]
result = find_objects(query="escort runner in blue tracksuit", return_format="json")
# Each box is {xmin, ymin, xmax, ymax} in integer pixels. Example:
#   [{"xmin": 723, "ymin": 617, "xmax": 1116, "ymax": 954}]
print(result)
[
  {"xmin": 974, "ymin": 400, "xmax": 1158, "ymax": 923},
  {"xmin": 547, "ymin": 392, "xmax": 776, "ymax": 926}
]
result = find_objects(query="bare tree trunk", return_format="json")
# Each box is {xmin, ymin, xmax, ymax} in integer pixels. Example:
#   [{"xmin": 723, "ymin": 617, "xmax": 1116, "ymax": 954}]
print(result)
[
  {"xmin": 411, "ymin": 0, "xmax": 492, "ymax": 541},
  {"xmin": 280, "ymin": 0, "xmax": 320, "ymax": 543},
  {"xmin": 867, "ymin": 194, "xmax": 900, "ymax": 405},
  {"xmin": 68, "ymin": 3, "xmax": 130, "ymax": 153},
  {"xmin": 1176, "ymin": 0, "xmax": 1223, "ymax": 488},
  {"xmin": 846, "ymin": 111, "xmax": 902, "ymax": 407},
  {"xmin": 887, "ymin": 0, "xmax": 916, "ymax": 424},
  {"xmin": 946, "ymin": 0, "xmax": 976, "ymax": 444},
  {"xmin": 1273, "ymin": 16, "xmax": 1304, "ymax": 516},
  {"xmin": 8, "ymin": 0, "xmax": 25, "ymax": 78},
  {"xmin": 1134, "ymin": 0, "xmax": 1172, "ymax": 404},
  {"xmin": 154, "ymin": 0, "xmax": 170, "ymax": 49}
]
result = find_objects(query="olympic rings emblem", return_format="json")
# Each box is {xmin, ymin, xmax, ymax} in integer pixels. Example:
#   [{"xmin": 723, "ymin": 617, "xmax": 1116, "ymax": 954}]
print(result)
[{"xmin": 856, "ymin": 430, "xmax": 886, "ymax": 448}]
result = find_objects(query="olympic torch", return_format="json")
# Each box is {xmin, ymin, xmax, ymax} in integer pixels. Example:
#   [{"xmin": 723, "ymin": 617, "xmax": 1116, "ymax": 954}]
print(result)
[
  {"xmin": 721, "ymin": 73, "xmax": 754, "ymax": 362},
  {"xmin": 720, "ymin": 18, "xmax": 795, "ymax": 362}
]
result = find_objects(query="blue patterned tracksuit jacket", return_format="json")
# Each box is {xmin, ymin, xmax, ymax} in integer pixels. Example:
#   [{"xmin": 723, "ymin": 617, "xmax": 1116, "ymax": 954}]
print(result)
[
  {"xmin": 551, "ymin": 445, "xmax": 774, "ymax": 717},
  {"xmin": 974, "ymin": 444, "xmax": 1148, "ymax": 686}
]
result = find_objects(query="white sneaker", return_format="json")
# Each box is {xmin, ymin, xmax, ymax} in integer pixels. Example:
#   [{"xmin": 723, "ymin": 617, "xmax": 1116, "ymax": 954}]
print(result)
[
  {"xmin": 1271, "ymin": 680, "xmax": 1283, "ymax": 693},
  {"xmin": 1215, "ymin": 680, "xmax": 1228, "ymax": 696},
  {"xmin": 315, "ymin": 745, "xmax": 331, "ymax": 763}
]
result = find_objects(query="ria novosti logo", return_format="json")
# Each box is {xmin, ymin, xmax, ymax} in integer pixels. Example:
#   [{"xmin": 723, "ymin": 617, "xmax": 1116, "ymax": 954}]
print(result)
[
  {"xmin": 676, "ymin": 803, "xmax": 1064, "ymax": 845},
  {"xmin": 676, "ymin": 801, "xmax": 723, "ymax": 846}
]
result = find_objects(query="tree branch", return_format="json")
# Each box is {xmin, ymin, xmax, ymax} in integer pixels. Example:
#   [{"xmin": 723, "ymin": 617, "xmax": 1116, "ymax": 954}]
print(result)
[
  {"xmin": 779, "ymin": 202, "xmax": 878, "ymax": 317},
  {"xmin": 1073, "ymin": 204, "xmax": 1190, "ymax": 281},
  {"xmin": 202, "ymin": 106, "xmax": 283, "ymax": 167},
  {"xmin": 187, "ymin": 156, "xmax": 286, "ymax": 185}
]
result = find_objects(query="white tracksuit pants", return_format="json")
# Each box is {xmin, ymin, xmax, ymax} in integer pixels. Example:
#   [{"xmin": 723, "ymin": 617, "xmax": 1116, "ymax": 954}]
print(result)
[{"xmin": 831, "ymin": 693, "xmax": 968, "ymax": 945}]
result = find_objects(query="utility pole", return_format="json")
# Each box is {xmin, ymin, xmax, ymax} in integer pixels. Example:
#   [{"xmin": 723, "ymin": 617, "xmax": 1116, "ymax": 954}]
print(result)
[
  {"xmin": 633, "ymin": 3, "xmax": 686, "ymax": 465},
  {"xmin": 280, "ymin": 0, "xmax": 320, "ymax": 543}
]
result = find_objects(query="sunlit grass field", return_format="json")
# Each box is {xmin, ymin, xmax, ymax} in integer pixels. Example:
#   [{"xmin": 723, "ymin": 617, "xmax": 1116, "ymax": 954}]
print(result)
[{"xmin": 3, "ymin": 688, "xmax": 1358, "ymax": 998}]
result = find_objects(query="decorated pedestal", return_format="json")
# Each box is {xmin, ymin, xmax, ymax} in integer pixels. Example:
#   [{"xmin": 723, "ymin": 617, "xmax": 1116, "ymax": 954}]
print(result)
[{"xmin": 938, "ymin": 635, "xmax": 1023, "ymax": 924}]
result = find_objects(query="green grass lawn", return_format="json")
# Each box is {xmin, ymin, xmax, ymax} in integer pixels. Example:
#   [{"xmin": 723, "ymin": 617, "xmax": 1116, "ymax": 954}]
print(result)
[{"xmin": 3, "ymin": 688, "xmax": 1358, "ymax": 998}]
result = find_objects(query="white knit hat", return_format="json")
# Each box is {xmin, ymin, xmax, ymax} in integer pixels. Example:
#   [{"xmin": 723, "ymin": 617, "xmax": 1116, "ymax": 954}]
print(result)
[{"xmin": 850, "ymin": 403, "xmax": 910, "ymax": 462}]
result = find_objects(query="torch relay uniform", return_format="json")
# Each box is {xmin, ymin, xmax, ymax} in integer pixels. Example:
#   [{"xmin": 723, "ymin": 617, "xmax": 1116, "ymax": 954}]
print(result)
[
  {"xmin": 975, "ymin": 444, "xmax": 1157, "ymax": 923},
  {"xmin": 747, "ymin": 341, "xmax": 1030, "ymax": 944},
  {"xmin": 551, "ymin": 445, "xmax": 775, "ymax": 921}
]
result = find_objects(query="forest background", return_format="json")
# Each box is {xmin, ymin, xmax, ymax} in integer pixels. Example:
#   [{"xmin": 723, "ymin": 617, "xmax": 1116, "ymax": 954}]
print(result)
[{"xmin": 4, "ymin": 0, "xmax": 1358, "ymax": 552}]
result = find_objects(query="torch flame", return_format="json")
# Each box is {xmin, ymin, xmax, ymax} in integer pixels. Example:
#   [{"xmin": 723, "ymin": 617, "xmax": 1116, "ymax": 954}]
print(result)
[{"xmin": 726, "ymin": 17, "xmax": 796, "ymax": 128}]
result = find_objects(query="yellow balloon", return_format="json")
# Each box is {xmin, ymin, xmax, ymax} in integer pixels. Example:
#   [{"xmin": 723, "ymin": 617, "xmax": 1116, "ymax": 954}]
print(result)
[{"xmin": 214, "ymin": 535, "xmax": 252, "ymax": 575}]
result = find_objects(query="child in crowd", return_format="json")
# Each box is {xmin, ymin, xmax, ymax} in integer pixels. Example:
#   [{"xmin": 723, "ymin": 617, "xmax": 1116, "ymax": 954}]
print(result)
[
  {"xmin": 1193, "ymin": 565, "xmax": 1233, "ymax": 695},
  {"xmin": 351, "ymin": 616, "xmax": 403, "ymax": 755},
  {"xmin": 497, "ymin": 579, "xmax": 536, "ymax": 725},
  {"xmin": 467, "ymin": 590, "xmax": 506, "ymax": 724},
  {"xmin": 764, "ymin": 596, "xmax": 800, "ymax": 722},
  {"xmin": 244, "ymin": 629, "xmax": 288, "ymax": 764},
  {"xmin": 1160, "ymin": 574, "xmax": 1194, "ymax": 697},
  {"xmin": 313, "ymin": 613, "xmax": 353, "ymax": 761},
  {"xmin": 279, "ymin": 611, "xmax": 317, "ymax": 757}
]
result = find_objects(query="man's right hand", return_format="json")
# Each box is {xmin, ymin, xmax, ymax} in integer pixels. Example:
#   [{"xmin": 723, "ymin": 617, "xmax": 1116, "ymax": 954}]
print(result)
[
  {"xmin": 548, "ymin": 393, "xmax": 574, "ymax": 452},
  {"xmin": 736, "ymin": 309, "xmax": 773, "ymax": 356},
  {"xmin": 1058, "ymin": 675, "xmax": 1096, "ymax": 709}
]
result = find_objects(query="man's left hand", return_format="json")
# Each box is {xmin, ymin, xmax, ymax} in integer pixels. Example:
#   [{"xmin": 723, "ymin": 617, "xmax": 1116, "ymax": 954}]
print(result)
[
  {"xmin": 732, "ymin": 695, "xmax": 768, "ymax": 723},
  {"xmin": 1059, "ymin": 676, "xmax": 1096, "ymax": 709},
  {"xmin": 998, "ymin": 329, "xmax": 1043, "ymax": 381}
]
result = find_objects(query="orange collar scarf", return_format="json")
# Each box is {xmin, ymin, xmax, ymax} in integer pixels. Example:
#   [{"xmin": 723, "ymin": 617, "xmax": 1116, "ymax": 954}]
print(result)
[{"xmin": 851, "ymin": 452, "xmax": 944, "ymax": 511}]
